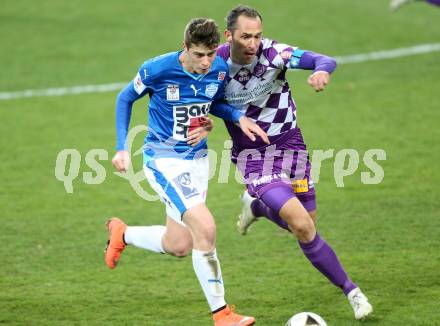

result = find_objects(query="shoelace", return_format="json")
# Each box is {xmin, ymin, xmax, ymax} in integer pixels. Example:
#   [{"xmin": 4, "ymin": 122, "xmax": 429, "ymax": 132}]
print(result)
[{"xmin": 352, "ymin": 293, "xmax": 365, "ymax": 307}]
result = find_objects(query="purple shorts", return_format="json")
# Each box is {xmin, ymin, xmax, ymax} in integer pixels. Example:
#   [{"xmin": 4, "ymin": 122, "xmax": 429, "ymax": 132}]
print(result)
[{"xmin": 232, "ymin": 127, "xmax": 316, "ymax": 212}]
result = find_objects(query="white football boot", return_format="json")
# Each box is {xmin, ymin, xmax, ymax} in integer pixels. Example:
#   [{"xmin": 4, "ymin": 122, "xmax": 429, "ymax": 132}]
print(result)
[
  {"xmin": 347, "ymin": 287, "xmax": 373, "ymax": 320},
  {"xmin": 390, "ymin": 0, "xmax": 414, "ymax": 11},
  {"xmin": 237, "ymin": 191, "xmax": 258, "ymax": 235}
]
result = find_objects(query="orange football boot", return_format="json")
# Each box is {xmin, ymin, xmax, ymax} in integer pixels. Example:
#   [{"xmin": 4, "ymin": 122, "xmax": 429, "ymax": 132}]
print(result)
[
  {"xmin": 213, "ymin": 305, "xmax": 255, "ymax": 326},
  {"xmin": 104, "ymin": 217, "xmax": 127, "ymax": 269}
]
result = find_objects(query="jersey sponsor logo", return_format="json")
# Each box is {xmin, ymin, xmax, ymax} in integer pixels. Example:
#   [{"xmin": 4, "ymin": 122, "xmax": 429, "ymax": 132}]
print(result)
[
  {"xmin": 133, "ymin": 72, "xmax": 147, "ymax": 95},
  {"xmin": 173, "ymin": 102, "xmax": 212, "ymax": 140},
  {"xmin": 189, "ymin": 116, "xmax": 208, "ymax": 133},
  {"xmin": 225, "ymin": 79, "xmax": 281, "ymax": 105},
  {"xmin": 250, "ymin": 172, "xmax": 289, "ymax": 187},
  {"xmin": 173, "ymin": 172, "xmax": 199, "ymax": 199},
  {"xmin": 292, "ymin": 178, "xmax": 309, "ymax": 193},
  {"xmin": 218, "ymin": 71, "xmax": 226, "ymax": 81},
  {"xmin": 167, "ymin": 84, "xmax": 180, "ymax": 101},
  {"xmin": 205, "ymin": 83, "xmax": 218, "ymax": 98}
]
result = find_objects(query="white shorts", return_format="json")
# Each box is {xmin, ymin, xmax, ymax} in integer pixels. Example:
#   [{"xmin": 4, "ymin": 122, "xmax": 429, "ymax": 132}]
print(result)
[{"xmin": 143, "ymin": 156, "xmax": 209, "ymax": 224}]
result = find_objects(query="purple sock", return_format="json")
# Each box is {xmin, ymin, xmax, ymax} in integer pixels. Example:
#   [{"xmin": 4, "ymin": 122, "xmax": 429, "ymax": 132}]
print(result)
[
  {"xmin": 299, "ymin": 233, "xmax": 357, "ymax": 295},
  {"xmin": 250, "ymin": 186, "xmax": 293, "ymax": 231}
]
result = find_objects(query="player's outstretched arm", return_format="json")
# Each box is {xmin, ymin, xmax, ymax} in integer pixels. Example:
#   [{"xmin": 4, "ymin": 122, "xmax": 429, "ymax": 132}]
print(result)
[
  {"xmin": 290, "ymin": 50, "xmax": 336, "ymax": 92},
  {"xmin": 112, "ymin": 150, "xmax": 130, "ymax": 172},
  {"xmin": 187, "ymin": 117, "xmax": 214, "ymax": 147},
  {"xmin": 238, "ymin": 116, "xmax": 270, "ymax": 144},
  {"xmin": 210, "ymin": 101, "xmax": 269, "ymax": 144}
]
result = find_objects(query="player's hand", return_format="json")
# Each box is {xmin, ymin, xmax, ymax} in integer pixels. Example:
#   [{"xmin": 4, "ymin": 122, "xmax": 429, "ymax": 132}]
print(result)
[
  {"xmin": 307, "ymin": 71, "xmax": 330, "ymax": 92},
  {"xmin": 112, "ymin": 150, "xmax": 130, "ymax": 172},
  {"xmin": 187, "ymin": 117, "xmax": 214, "ymax": 147},
  {"xmin": 238, "ymin": 116, "xmax": 270, "ymax": 144}
]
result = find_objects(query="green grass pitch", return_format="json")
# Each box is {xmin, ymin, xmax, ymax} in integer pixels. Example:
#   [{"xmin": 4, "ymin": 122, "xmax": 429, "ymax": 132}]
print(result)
[{"xmin": 1, "ymin": 0, "xmax": 440, "ymax": 325}]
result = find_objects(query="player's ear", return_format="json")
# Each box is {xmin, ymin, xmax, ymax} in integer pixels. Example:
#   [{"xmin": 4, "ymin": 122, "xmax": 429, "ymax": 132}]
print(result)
[
  {"xmin": 224, "ymin": 30, "xmax": 232, "ymax": 43},
  {"xmin": 182, "ymin": 41, "xmax": 188, "ymax": 52}
]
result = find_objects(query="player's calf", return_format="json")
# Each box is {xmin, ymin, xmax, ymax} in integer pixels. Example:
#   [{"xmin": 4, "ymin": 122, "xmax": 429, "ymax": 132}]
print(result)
[{"xmin": 279, "ymin": 198, "xmax": 316, "ymax": 242}]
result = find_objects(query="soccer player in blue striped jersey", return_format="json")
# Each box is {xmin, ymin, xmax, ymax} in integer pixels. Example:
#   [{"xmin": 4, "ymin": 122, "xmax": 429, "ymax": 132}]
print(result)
[{"xmin": 105, "ymin": 18, "xmax": 267, "ymax": 326}]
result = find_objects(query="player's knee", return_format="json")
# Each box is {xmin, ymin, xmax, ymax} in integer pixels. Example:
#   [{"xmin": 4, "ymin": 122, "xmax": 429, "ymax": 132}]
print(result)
[
  {"xmin": 289, "ymin": 219, "xmax": 315, "ymax": 242},
  {"xmin": 173, "ymin": 248, "xmax": 191, "ymax": 258},
  {"xmin": 170, "ymin": 239, "xmax": 193, "ymax": 257},
  {"xmin": 202, "ymin": 224, "xmax": 216, "ymax": 245},
  {"xmin": 163, "ymin": 232, "xmax": 193, "ymax": 257},
  {"xmin": 192, "ymin": 223, "xmax": 216, "ymax": 248}
]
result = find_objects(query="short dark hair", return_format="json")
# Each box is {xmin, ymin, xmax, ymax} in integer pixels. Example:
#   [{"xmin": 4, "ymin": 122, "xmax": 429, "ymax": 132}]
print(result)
[
  {"xmin": 226, "ymin": 5, "xmax": 262, "ymax": 31},
  {"xmin": 184, "ymin": 18, "xmax": 220, "ymax": 49}
]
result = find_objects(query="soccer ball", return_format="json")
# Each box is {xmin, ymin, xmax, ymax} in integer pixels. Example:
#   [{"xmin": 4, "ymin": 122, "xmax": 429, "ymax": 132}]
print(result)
[{"xmin": 285, "ymin": 312, "xmax": 327, "ymax": 326}]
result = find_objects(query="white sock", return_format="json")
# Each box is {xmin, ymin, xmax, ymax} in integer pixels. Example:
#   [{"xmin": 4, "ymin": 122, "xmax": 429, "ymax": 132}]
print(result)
[
  {"xmin": 192, "ymin": 249, "xmax": 226, "ymax": 311},
  {"xmin": 124, "ymin": 226, "xmax": 166, "ymax": 253}
]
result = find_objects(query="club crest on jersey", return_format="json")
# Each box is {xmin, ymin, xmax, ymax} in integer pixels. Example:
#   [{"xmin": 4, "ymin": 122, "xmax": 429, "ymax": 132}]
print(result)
[
  {"xmin": 167, "ymin": 84, "xmax": 180, "ymax": 101},
  {"xmin": 205, "ymin": 83, "xmax": 218, "ymax": 98},
  {"xmin": 237, "ymin": 69, "xmax": 251, "ymax": 82},
  {"xmin": 218, "ymin": 71, "xmax": 226, "ymax": 81}
]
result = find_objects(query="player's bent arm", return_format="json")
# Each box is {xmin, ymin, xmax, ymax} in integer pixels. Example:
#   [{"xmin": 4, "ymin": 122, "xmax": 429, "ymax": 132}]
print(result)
[
  {"xmin": 237, "ymin": 116, "xmax": 269, "ymax": 144},
  {"xmin": 210, "ymin": 101, "xmax": 269, "ymax": 144},
  {"xmin": 295, "ymin": 51, "xmax": 337, "ymax": 74},
  {"xmin": 292, "ymin": 51, "xmax": 337, "ymax": 92},
  {"xmin": 210, "ymin": 100, "xmax": 244, "ymax": 122}
]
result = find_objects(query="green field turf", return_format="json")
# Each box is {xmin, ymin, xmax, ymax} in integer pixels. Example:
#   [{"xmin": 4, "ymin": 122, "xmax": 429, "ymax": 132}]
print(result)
[{"xmin": 1, "ymin": 0, "xmax": 440, "ymax": 325}]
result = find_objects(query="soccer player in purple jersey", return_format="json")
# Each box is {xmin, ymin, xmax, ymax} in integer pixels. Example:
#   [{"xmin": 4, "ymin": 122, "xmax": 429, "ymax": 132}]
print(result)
[
  {"xmin": 216, "ymin": 5, "xmax": 373, "ymax": 320},
  {"xmin": 391, "ymin": 0, "xmax": 440, "ymax": 11}
]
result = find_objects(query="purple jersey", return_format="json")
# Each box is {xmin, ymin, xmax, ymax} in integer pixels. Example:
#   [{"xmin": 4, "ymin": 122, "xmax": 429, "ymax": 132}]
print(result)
[
  {"xmin": 217, "ymin": 38, "xmax": 336, "ymax": 207},
  {"xmin": 217, "ymin": 38, "xmax": 301, "ymax": 151}
]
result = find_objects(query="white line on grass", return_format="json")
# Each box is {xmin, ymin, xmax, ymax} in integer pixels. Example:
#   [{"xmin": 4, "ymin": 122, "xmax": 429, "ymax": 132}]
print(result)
[
  {"xmin": 335, "ymin": 43, "xmax": 440, "ymax": 64},
  {"xmin": 0, "ymin": 82, "xmax": 128, "ymax": 101},
  {"xmin": 1, "ymin": 43, "xmax": 440, "ymax": 101}
]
